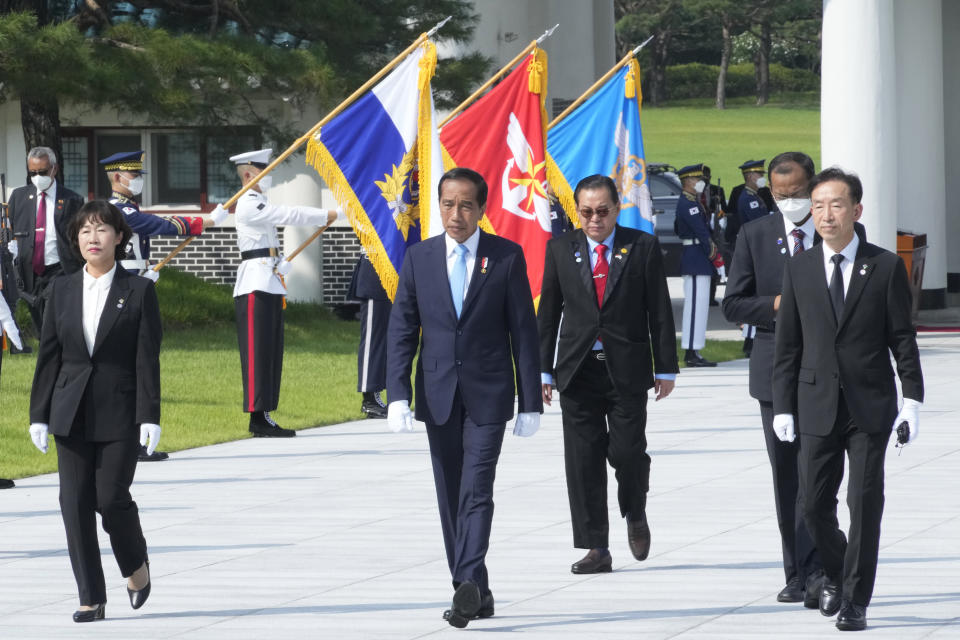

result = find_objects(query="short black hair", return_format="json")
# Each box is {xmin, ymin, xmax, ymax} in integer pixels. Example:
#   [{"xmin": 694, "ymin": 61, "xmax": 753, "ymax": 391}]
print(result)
[
  {"xmin": 574, "ymin": 174, "xmax": 618, "ymax": 206},
  {"xmin": 69, "ymin": 200, "xmax": 132, "ymax": 261},
  {"xmin": 809, "ymin": 166, "xmax": 864, "ymax": 204},
  {"xmin": 438, "ymin": 167, "xmax": 488, "ymax": 208},
  {"xmin": 769, "ymin": 151, "xmax": 816, "ymax": 180}
]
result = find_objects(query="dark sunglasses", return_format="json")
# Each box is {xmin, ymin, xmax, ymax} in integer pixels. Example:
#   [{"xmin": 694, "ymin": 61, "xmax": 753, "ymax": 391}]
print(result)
[
  {"xmin": 28, "ymin": 169, "xmax": 51, "ymax": 177},
  {"xmin": 578, "ymin": 207, "xmax": 613, "ymax": 219}
]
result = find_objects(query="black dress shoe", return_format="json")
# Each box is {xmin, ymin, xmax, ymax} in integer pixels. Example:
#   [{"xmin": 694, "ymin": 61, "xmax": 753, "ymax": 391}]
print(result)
[
  {"xmin": 684, "ymin": 349, "xmax": 718, "ymax": 367},
  {"xmin": 627, "ymin": 514, "xmax": 651, "ymax": 561},
  {"xmin": 447, "ymin": 581, "xmax": 481, "ymax": 628},
  {"xmin": 819, "ymin": 579, "xmax": 842, "ymax": 617},
  {"xmin": 138, "ymin": 445, "xmax": 169, "ymax": 462},
  {"xmin": 836, "ymin": 601, "xmax": 867, "ymax": 631},
  {"xmin": 0, "ymin": 478, "xmax": 14, "ymax": 489},
  {"xmin": 777, "ymin": 576, "xmax": 804, "ymax": 603},
  {"xmin": 127, "ymin": 559, "xmax": 151, "ymax": 610},
  {"xmin": 443, "ymin": 591, "xmax": 494, "ymax": 622},
  {"xmin": 571, "ymin": 548, "xmax": 612, "ymax": 574},
  {"xmin": 804, "ymin": 570, "xmax": 824, "ymax": 609},
  {"xmin": 249, "ymin": 411, "xmax": 296, "ymax": 437},
  {"xmin": 360, "ymin": 392, "xmax": 387, "ymax": 419},
  {"xmin": 72, "ymin": 603, "xmax": 105, "ymax": 623}
]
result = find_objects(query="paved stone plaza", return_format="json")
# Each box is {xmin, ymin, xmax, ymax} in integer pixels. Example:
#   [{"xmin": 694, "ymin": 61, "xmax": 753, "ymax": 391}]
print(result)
[{"xmin": 2, "ymin": 321, "xmax": 958, "ymax": 637}]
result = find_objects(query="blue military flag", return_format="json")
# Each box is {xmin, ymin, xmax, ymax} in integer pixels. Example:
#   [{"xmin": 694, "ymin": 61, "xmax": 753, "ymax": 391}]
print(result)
[
  {"xmin": 546, "ymin": 58, "xmax": 654, "ymax": 234},
  {"xmin": 306, "ymin": 40, "xmax": 444, "ymax": 300}
]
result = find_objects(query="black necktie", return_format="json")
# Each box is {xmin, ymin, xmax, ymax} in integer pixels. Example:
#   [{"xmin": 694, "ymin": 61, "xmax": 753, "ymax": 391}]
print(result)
[{"xmin": 829, "ymin": 254, "xmax": 845, "ymax": 323}]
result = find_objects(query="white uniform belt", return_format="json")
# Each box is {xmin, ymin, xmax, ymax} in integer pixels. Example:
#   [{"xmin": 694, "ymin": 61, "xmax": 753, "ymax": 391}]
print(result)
[{"xmin": 681, "ymin": 238, "xmax": 701, "ymax": 246}]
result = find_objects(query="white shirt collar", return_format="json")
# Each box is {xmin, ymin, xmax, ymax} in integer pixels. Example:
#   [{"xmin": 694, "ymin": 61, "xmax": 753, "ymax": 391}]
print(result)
[
  {"xmin": 781, "ymin": 212, "xmax": 816, "ymax": 244},
  {"xmin": 445, "ymin": 226, "xmax": 481, "ymax": 257},
  {"xmin": 83, "ymin": 263, "xmax": 118, "ymax": 291},
  {"xmin": 825, "ymin": 232, "xmax": 859, "ymax": 265},
  {"xmin": 585, "ymin": 229, "xmax": 615, "ymax": 253}
]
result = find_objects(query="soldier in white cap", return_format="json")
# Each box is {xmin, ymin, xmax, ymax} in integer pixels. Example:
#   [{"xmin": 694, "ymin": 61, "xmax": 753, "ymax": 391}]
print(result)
[{"xmin": 229, "ymin": 149, "xmax": 338, "ymax": 437}]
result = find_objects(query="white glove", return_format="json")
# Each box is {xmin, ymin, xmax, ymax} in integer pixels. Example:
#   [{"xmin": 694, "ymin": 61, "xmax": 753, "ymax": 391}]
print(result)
[
  {"xmin": 29, "ymin": 423, "xmax": 49, "ymax": 453},
  {"xmin": 893, "ymin": 398, "xmax": 920, "ymax": 444},
  {"xmin": 0, "ymin": 297, "xmax": 22, "ymax": 350},
  {"xmin": 772, "ymin": 414, "xmax": 796, "ymax": 443},
  {"xmin": 512, "ymin": 412, "xmax": 540, "ymax": 437},
  {"xmin": 143, "ymin": 269, "xmax": 160, "ymax": 283},
  {"xmin": 276, "ymin": 258, "xmax": 293, "ymax": 276},
  {"xmin": 139, "ymin": 423, "xmax": 162, "ymax": 455},
  {"xmin": 209, "ymin": 204, "xmax": 228, "ymax": 226},
  {"xmin": 387, "ymin": 400, "xmax": 415, "ymax": 433},
  {"xmin": 7, "ymin": 239, "xmax": 18, "ymax": 260}
]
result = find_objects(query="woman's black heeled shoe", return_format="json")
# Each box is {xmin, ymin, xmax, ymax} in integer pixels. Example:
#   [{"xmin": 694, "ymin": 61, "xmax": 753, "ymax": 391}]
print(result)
[
  {"xmin": 72, "ymin": 603, "xmax": 105, "ymax": 623},
  {"xmin": 127, "ymin": 558, "xmax": 151, "ymax": 609}
]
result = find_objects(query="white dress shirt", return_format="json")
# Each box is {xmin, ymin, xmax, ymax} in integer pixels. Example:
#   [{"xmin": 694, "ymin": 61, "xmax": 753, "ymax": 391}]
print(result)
[
  {"xmin": 780, "ymin": 213, "xmax": 816, "ymax": 256},
  {"xmin": 82, "ymin": 263, "xmax": 117, "ymax": 356},
  {"xmin": 38, "ymin": 181, "xmax": 60, "ymax": 266},
  {"xmin": 821, "ymin": 232, "xmax": 860, "ymax": 295},
  {"xmin": 444, "ymin": 227, "xmax": 480, "ymax": 303}
]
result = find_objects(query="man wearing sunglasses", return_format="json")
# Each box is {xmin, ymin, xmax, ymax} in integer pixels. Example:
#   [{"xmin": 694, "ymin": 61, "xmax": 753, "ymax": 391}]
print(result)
[
  {"xmin": 539, "ymin": 174, "xmax": 678, "ymax": 574},
  {"xmin": 7, "ymin": 147, "xmax": 84, "ymax": 336}
]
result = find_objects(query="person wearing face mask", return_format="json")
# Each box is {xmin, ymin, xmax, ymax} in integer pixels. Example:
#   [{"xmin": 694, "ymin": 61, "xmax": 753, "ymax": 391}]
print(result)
[
  {"xmin": 8, "ymin": 147, "xmax": 84, "ymax": 337},
  {"xmin": 675, "ymin": 164, "xmax": 717, "ymax": 367},
  {"xmin": 229, "ymin": 149, "xmax": 338, "ymax": 438},
  {"xmin": 723, "ymin": 151, "xmax": 829, "ymax": 608},
  {"xmin": 102, "ymin": 151, "xmax": 217, "ymax": 288}
]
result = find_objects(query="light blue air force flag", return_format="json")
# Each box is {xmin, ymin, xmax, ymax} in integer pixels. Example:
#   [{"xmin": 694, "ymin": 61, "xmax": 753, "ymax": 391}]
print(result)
[{"xmin": 546, "ymin": 59, "xmax": 654, "ymax": 234}]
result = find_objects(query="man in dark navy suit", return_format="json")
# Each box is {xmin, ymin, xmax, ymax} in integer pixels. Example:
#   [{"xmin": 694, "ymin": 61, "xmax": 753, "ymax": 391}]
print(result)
[{"xmin": 386, "ymin": 167, "xmax": 542, "ymax": 628}]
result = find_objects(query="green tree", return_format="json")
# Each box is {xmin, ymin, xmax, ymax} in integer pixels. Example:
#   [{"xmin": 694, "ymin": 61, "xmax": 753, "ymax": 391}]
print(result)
[
  {"xmin": 0, "ymin": 1, "xmax": 489, "ymax": 181},
  {"xmin": 615, "ymin": 0, "xmax": 692, "ymax": 106}
]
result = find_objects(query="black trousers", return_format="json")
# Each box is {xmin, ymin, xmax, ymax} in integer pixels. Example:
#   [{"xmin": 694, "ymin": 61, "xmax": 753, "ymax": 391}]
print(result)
[
  {"xmin": 25, "ymin": 262, "xmax": 63, "ymax": 334},
  {"xmin": 559, "ymin": 355, "xmax": 649, "ymax": 549},
  {"xmin": 356, "ymin": 298, "xmax": 390, "ymax": 392},
  {"xmin": 235, "ymin": 291, "xmax": 284, "ymax": 413},
  {"xmin": 759, "ymin": 401, "xmax": 820, "ymax": 583},
  {"xmin": 55, "ymin": 430, "xmax": 146, "ymax": 605},
  {"xmin": 799, "ymin": 393, "xmax": 889, "ymax": 606},
  {"xmin": 425, "ymin": 389, "xmax": 505, "ymax": 596}
]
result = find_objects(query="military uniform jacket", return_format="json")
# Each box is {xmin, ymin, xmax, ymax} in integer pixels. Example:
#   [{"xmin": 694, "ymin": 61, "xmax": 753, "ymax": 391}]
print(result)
[
  {"xmin": 110, "ymin": 193, "xmax": 204, "ymax": 272},
  {"xmin": 233, "ymin": 190, "xmax": 329, "ymax": 297},
  {"xmin": 675, "ymin": 192, "xmax": 715, "ymax": 276},
  {"xmin": 737, "ymin": 187, "xmax": 769, "ymax": 225}
]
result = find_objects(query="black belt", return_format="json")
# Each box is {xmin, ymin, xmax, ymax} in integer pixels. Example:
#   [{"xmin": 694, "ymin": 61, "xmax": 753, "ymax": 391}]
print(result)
[
  {"xmin": 240, "ymin": 248, "xmax": 279, "ymax": 260},
  {"xmin": 590, "ymin": 350, "xmax": 606, "ymax": 361}
]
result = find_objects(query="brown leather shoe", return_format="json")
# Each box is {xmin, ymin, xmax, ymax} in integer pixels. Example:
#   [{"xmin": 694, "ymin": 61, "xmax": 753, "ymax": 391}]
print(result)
[
  {"xmin": 627, "ymin": 513, "xmax": 651, "ymax": 561},
  {"xmin": 571, "ymin": 548, "xmax": 612, "ymax": 574}
]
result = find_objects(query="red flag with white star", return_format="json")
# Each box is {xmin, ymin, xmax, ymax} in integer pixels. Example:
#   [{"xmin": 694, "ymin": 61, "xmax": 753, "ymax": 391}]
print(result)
[{"xmin": 439, "ymin": 49, "xmax": 552, "ymax": 305}]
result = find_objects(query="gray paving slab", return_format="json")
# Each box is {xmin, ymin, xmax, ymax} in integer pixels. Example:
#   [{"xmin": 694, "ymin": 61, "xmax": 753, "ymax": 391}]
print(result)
[{"xmin": 2, "ymin": 333, "xmax": 959, "ymax": 638}]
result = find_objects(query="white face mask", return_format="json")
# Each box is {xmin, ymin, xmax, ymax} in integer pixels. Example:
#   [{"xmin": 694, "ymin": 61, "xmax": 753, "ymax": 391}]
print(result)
[
  {"xmin": 694, "ymin": 180, "xmax": 706, "ymax": 194},
  {"xmin": 31, "ymin": 174, "xmax": 53, "ymax": 192},
  {"xmin": 756, "ymin": 176, "xmax": 767, "ymax": 189},
  {"xmin": 125, "ymin": 175, "xmax": 144, "ymax": 196},
  {"xmin": 257, "ymin": 175, "xmax": 272, "ymax": 191},
  {"xmin": 777, "ymin": 198, "xmax": 812, "ymax": 224}
]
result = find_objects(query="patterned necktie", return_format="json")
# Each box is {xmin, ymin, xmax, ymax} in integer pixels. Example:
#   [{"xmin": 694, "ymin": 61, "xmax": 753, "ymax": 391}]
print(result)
[
  {"xmin": 829, "ymin": 254, "xmax": 845, "ymax": 323},
  {"xmin": 790, "ymin": 228, "xmax": 805, "ymax": 255},
  {"xmin": 33, "ymin": 190, "xmax": 47, "ymax": 275},
  {"xmin": 593, "ymin": 244, "xmax": 609, "ymax": 307},
  {"xmin": 450, "ymin": 244, "xmax": 468, "ymax": 318}
]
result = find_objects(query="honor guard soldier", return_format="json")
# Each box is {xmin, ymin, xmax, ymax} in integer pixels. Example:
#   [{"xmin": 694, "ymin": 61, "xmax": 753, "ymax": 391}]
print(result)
[
  {"xmin": 102, "ymin": 151, "xmax": 216, "ymax": 281},
  {"xmin": 735, "ymin": 159, "xmax": 770, "ymax": 355},
  {"xmin": 102, "ymin": 150, "xmax": 222, "ymax": 462},
  {"xmin": 229, "ymin": 149, "xmax": 338, "ymax": 437},
  {"xmin": 348, "ymin": 250, "xmax": 390, "ymax": 418},
  {"xmin": 675, "ymin": 164, "xmax": 717, "ymax": 367}
]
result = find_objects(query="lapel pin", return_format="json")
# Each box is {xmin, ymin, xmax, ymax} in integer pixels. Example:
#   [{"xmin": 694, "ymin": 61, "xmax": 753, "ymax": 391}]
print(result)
[
  {"xmin": 117, "ymin": 297, "xmax": 125, "ymax": 309},
  {"xmin": 480, "ymin": 256, "xmax": 488, "ymax": 273},
  {"xmin": 780, "ymin": 248, "xmax": 787, "ymax": 254},
  {"xmin": 620, "ymin": 247, "xmax": 628, "ymax": 254},
  {"xmin": 614, "ymin": 254, "xmax": 622, "ymax": 260},
  {"xmin": 777, "ymin": 237, "xmax": 783, "ymax": 245}
]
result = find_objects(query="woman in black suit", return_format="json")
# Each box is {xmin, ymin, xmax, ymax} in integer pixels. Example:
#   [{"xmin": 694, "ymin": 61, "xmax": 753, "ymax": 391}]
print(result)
[{"xmin": 28, "ymin": 200, "xmax": 162, "ymax": 622}]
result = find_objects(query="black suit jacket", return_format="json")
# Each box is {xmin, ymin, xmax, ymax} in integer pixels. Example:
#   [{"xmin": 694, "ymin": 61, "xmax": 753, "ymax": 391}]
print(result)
[
  {"xmin": 723, "ymin": 216, "xmax": 867, "ymax": 402},
  {"xmin": 30, "ymin": 267, "xmax": 162, "ymax": 440},
  {"xmin": 9, "ymin": 183, "xmax": 84, "ymax": 292},
  {"xmin": 538, "ymin": 226, "xmax": 679, "ymax": 395},
  {"xmin": 772, "ymin": 241, "xmax": 923, "ymax": 436},
  {"xmin": 387, "ymin": 231, "xmax": 542, "ymax": 426}
]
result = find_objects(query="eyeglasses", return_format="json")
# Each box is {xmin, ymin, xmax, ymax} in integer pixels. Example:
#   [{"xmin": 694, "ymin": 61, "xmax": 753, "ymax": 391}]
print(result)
[
  {"xmin": 578, "ymin": 207, "xmax": 614, "ymax": 219},
  {"xmin": 28, "ymin": 169, "xmax": 51, "ymax": 177}
]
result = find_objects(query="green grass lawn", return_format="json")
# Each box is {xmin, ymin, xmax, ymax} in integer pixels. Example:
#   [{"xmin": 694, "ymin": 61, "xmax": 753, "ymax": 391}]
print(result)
[{"xmin": 642, "ymin": 97, "xmax": 820, "ymax": 193}]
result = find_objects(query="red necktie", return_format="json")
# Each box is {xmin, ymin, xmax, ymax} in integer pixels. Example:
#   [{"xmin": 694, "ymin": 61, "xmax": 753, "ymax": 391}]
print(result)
[
  {"xmin": 33, "ymin": 191, "xmax": 47, "ymax": 276},
  {"xmin": 593, "ymin": 244, "xmax": 608, "ymax": 307},
  {"xmin": 790, "ymin": 227, "xmax": 805, "ymax": 255}
]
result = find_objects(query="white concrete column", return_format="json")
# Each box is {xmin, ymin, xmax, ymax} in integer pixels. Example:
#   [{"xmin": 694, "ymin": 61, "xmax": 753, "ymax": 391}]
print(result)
[
  {"xmin": 943, "ymin": 0, "xmax": 960, "ymax": 286},
  {"xmin": 821, "ymin": 0, "xmax": 898, "ymax": 251},
  {"xmin": 895, "ymin": 0, "xmax": 946, "ymax": 300}
]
